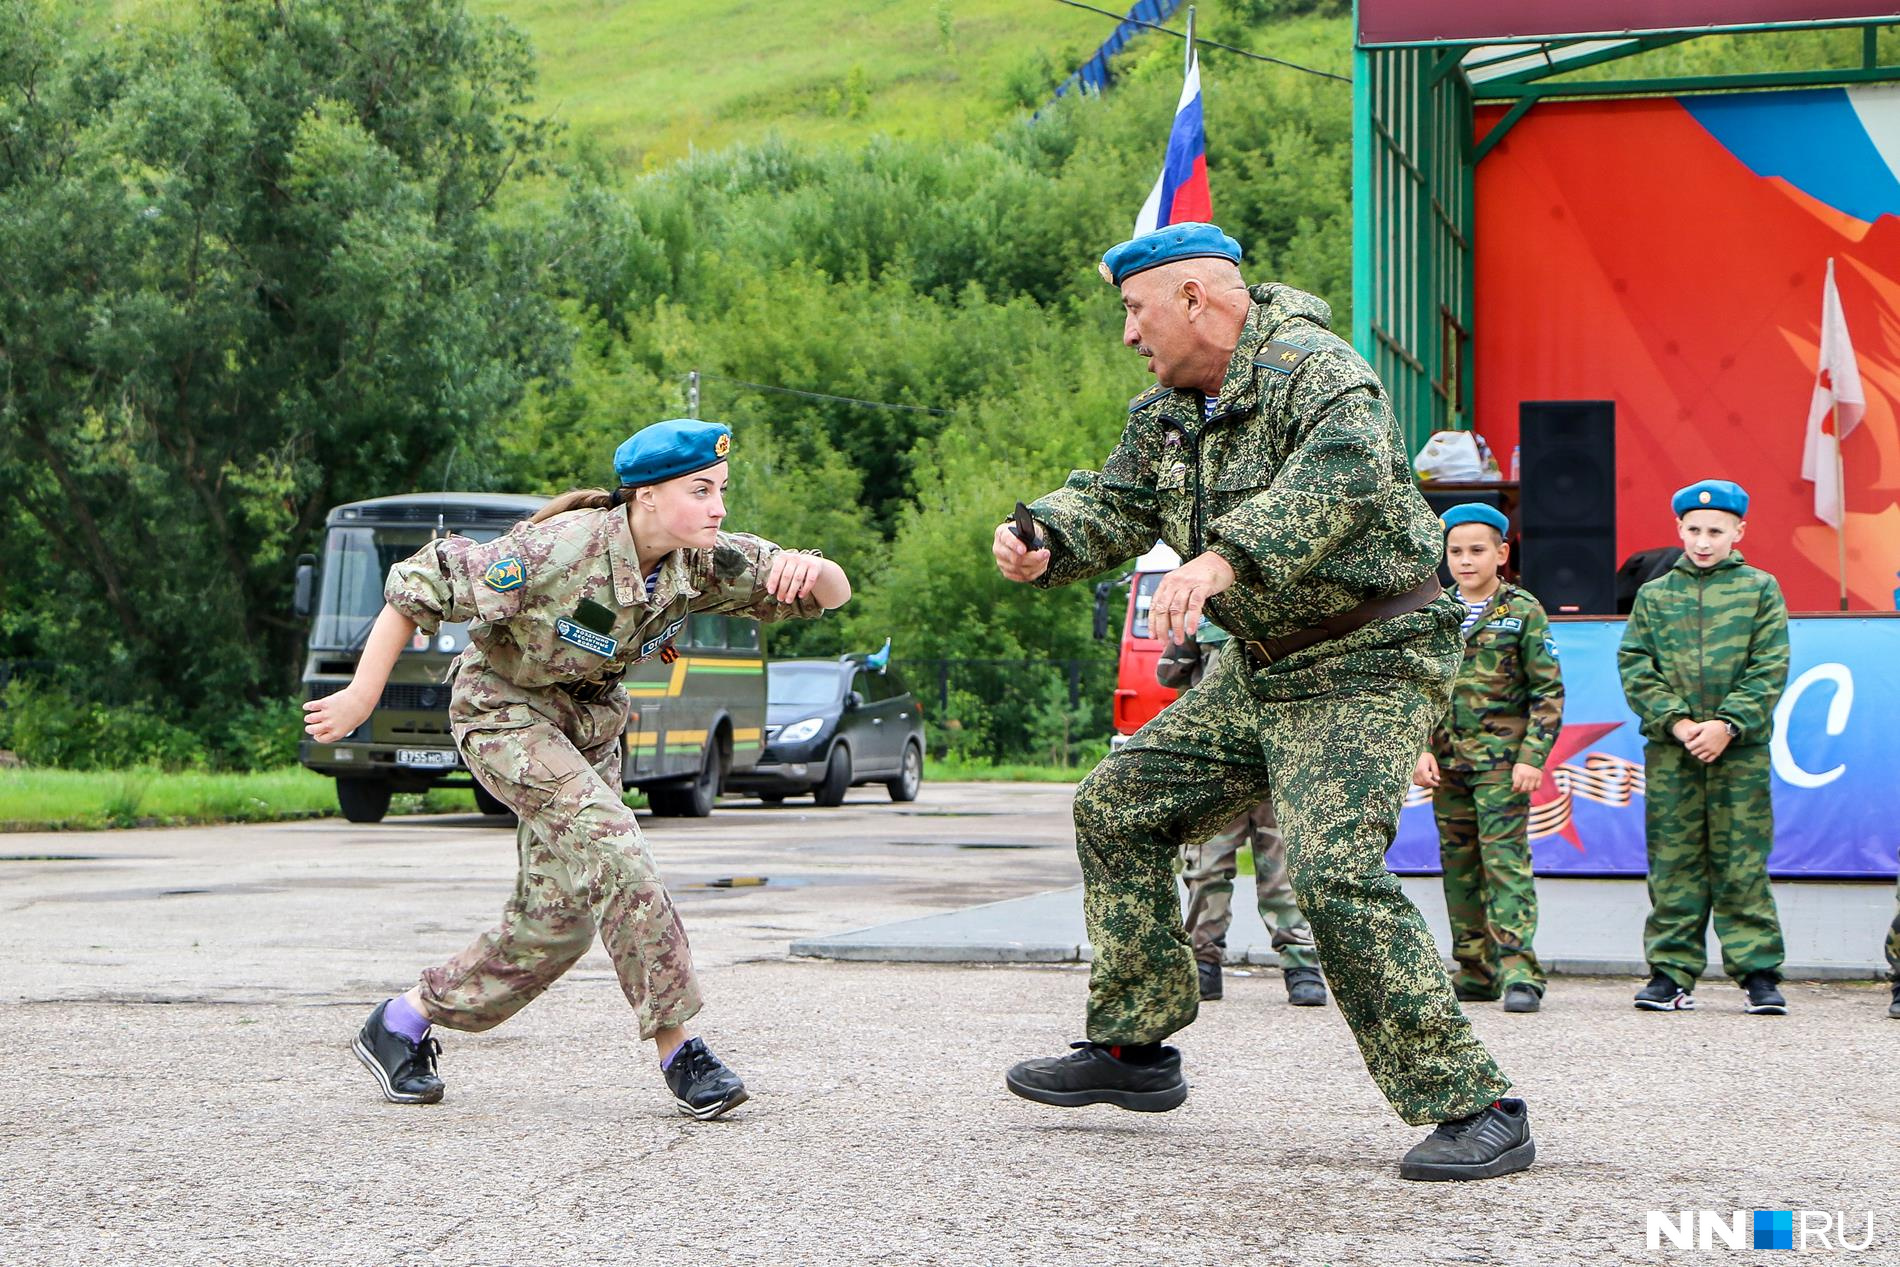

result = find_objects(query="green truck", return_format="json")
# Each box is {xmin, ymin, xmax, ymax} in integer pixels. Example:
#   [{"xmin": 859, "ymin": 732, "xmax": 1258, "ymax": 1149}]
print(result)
[{"xmin": 295, "ymin": 492, "xmax": 767, "ymax": 821}]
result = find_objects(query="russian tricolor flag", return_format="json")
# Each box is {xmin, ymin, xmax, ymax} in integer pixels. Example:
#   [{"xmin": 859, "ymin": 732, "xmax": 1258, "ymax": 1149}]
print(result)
[{"xmin": 1135, "ymin": 53, "xmax": 1210, "ymax": 234}]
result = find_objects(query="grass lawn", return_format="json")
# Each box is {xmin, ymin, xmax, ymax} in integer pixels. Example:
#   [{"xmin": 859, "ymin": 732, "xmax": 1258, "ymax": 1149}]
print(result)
[{"xmin": 0, "ymin": 767, "xmax": 478, "ymax": 832}]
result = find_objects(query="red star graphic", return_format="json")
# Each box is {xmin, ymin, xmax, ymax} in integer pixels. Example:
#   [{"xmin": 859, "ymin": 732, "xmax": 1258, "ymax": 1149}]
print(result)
[{"xmin": 1533, "ymin": 721, "xmax": 1625, "ymax": 851}]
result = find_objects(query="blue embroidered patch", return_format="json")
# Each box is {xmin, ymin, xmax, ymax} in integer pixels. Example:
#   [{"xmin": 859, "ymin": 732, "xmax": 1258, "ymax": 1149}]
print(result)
[
  {"xmin": 483, "ymin": 557, "xmax": 525, "ymax": 592},
  {"xmin": 555, "ymin": 618, "xmax": 618, "ymax": 658},
  {"xmin": 1544, "ymin": 637, "xmax": 1559, "ymax": 659},
  {"xmin": 639, "ymin": 617, "xmax": 686, "ymax": 661}
]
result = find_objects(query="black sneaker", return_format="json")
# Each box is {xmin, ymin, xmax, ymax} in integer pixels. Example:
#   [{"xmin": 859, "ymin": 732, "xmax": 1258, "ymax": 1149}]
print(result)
[
  {"xmin": 1741, "ymin": 970, "xmax": 1787, "ymax": 1015},
  {"xmin": 1502, "ymin": 984, "xmax": 1542, "ymax": 1014},
  {"xmin": 662, "ymin": 1037, "xmax": 749, "ymax": 1121},
  {"xmin": 1452, "ymin": 981, "xmax": 1500, "ymax": 1003},
  {"xmin": 1004, "ymin": 1042, "xmax": 1188, "ymax": 1113},
  {"xmin": 352, "ymin": 1000, "xmax": 444, "ymax": 1105},
  {"xmin": 1284, "ymin": 966, "xmax": 1328, "ymax": 1008},
  {"xmin": 1198, "ymin": 960, "xmax": 1223, "ymax": 1001},
  {"xmin": 1399, "ymin": 1098, "xmax": 1535, "ymax": 1182},
  {"xmin": 1634, "ymin": 972, "xmax": 1695, "ymax": 1011}
]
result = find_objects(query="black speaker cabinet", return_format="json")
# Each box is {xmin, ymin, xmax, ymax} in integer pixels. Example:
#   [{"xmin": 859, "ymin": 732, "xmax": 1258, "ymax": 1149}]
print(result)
[{"xmin": 1517, "ymin": 400, "xmax": 1616, "ymax": 614}]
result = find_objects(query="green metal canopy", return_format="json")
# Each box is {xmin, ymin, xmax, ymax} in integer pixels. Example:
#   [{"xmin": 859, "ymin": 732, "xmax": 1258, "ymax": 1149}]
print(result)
[{"xmin": 1351, "ymin": 2, "xmax": 1900, "ymax": 455}]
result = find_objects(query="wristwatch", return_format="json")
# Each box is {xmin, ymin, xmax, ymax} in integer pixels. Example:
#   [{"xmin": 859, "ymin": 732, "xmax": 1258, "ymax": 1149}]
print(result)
[{"xmin": 1721, "ymin": 719, "xmax": 1740, "ymax": 738}]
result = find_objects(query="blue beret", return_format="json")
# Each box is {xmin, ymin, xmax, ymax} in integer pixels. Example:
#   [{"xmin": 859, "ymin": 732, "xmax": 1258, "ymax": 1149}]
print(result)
[
  {"xmin": 614, "ymin": 419, "xmax": 732, "ymax": 488},
  {"xmin": 1441, "ymin": 503, "xmax": 1510, "ymax": 535},
  {"xmin": 1099, "ymin": 222, "xmax": 1243, "ymax": 286},
  {"xmin": 1671, "ymin": 479, "xmax": 1748, "ymax": 518}
]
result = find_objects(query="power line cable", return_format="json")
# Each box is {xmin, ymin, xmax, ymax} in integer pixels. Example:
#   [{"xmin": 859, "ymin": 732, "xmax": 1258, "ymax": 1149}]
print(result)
[
  {"xmin": 1049, "ymin": 0, "xmax": 1352, "ymax": 84},
  {"xmin": 692, "ymin": 372, "xmax": 950, "ymax": 416}
]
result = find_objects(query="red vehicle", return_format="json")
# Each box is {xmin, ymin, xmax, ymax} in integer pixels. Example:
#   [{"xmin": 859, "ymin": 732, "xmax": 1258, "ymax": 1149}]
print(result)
[{"xmin": 1104, "ymin": 541, "xmax": 1182, "ymax": 744}]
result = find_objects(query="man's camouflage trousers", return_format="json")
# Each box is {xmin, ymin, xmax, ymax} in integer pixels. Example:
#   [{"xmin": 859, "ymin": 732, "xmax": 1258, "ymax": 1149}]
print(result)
[
  {"xmin": 1642, "ymin": 742, "xmax": 1785, "ymax": 988},
  {"xmin": 1072, "ymin": 597, "xmax": 1511, "ymax": 1126},
  {"xmin": 1181, "ymin": 799, "xmax": 1318, "ymax": 970},
  {"xmin": 418, "ymin": 678, "xmax": 702, "ymax": 1040},
  {"xmin": 1432, "ymin": 769, "xmax": 1545, "ymax": 998}
]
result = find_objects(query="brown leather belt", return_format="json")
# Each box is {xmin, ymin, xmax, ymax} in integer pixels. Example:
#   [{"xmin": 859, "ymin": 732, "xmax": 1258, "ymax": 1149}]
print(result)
[
  {"xmin": 1241, "ymin": 575, "xmax": 1443, "ymax": 668},
  {"xmin": 561, "ymin": 675, "xmax": 625, "ymax": 704}
]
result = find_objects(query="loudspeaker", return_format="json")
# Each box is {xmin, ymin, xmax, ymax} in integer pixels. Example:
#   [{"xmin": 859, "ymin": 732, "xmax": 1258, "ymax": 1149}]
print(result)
[{"xmin": 1517, "ymin": 400, "xmax": 1616, "ymax": 614}]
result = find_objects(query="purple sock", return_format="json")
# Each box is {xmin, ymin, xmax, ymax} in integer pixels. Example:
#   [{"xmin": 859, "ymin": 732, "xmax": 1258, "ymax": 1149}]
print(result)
[{"xmin": 383, "ymin": 994, "xmax": 431, "ymax": 1043}]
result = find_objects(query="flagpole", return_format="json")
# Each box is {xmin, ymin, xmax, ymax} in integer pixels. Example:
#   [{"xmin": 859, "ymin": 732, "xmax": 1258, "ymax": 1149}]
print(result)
[
  {"xmin": 1185, "ymin": 6, "xmax": 1196, "ymax": 72},
  {"xmin": 1835, "ymin": 398, "xmax": 1849, "ymax": 610}
]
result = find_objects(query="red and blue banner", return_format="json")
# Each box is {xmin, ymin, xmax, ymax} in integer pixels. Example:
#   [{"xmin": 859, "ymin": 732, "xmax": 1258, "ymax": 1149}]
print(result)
[
  {"xmin": 1135, "ymin": 56, "xmax": 1211, "ymax": 233},
  {"xmin": 1386, "ymin": 616, "xmax": 1900, "ymax": 880}
]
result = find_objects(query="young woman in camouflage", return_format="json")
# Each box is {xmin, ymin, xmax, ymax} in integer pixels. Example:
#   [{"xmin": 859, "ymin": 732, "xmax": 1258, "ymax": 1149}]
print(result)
[
  {"xmin": 1413, "ymin": 503, "xmax": 1563, "ymax": 1015},
  {"xmin": 303, "ymin": 419, "xmax": 851, "ymax": 1119}
]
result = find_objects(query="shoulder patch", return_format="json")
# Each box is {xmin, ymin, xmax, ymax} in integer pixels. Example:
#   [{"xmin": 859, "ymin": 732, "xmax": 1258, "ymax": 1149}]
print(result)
[
  {"xmin": 1128, "ymin": 383, "xmax": 1170, "ymax": 412},
  {"xmin": 482, "ymin": 557, "xmax": 525, "ymax": 593},
  {"xmin": 1254, "ymin": 340, "xmax": 1317, "ymax": 374}
]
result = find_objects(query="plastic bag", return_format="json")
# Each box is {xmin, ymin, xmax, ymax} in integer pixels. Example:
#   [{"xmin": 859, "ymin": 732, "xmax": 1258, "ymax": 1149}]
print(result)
[{"xmin": 1413, "ymin": 430, "xmax": 1502, "ymax": 483}]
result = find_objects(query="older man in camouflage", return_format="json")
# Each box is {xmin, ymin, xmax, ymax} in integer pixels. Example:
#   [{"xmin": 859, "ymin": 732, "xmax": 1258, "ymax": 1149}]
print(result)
[{"xmin": 993, "ymin": 223, "xmax": 1532, "ymax": 1182}]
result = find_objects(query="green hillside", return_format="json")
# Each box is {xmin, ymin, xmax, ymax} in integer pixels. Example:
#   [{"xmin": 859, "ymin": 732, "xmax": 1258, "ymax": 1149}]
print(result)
[{"xmin": 468, "ymin": 0, "xmax": 1114, "ymax": 167}]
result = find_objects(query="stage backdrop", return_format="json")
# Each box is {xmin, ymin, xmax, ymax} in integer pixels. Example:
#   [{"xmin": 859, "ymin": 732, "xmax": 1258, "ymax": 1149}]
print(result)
[
  {"xmin": 1473, "ymin": 85, "xmax": 1900, "ymax": 613},
  {"xmin": 1387, "ymin": 616, "xmax": 1900, "ymax": 879}
]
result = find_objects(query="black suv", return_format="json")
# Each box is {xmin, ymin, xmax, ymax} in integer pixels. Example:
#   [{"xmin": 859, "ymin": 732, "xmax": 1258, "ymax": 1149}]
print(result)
[{"xmin": 727, "ymin": 656, "xmax": 924, "ymax": 806}]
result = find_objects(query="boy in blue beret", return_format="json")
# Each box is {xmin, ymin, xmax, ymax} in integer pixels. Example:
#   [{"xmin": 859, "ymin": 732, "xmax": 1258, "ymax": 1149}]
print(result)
[
  {"xmin": 1413, "ymin": 502, "xmax": 1564, "ymax": 1013},
  {"xmin": 1618, "ymin": 479, "xmax": 1790, "ymax": 1014}
]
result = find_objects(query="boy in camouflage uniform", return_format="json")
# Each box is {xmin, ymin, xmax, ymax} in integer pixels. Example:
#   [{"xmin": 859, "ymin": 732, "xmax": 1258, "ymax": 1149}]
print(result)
[
  {"xmin": 1413, "ymin": 503, "xmax": 1563, "ymax": 1015},
  {"xmin": 1618, "ymin": 479, "xmax": 1789, "ymax": 1016},
  {"xmin": 1155, "ymin": 624, "xmax": 1325, "ymax": 1006},
  {"xmin": 304, "ymin": 419, "xmax": 851, "ymax": 1118},
  {"xmin": 994, "ymin": 224, "xmax": 1532, "ymax": 1183},
  {"xmin": 1887, "ymin": 875, "xmax": 1900, "ymax": 1018}
]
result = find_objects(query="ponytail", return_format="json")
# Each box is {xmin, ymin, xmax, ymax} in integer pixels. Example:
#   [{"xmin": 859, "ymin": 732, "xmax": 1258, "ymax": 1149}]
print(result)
[{"xmin": 528, "ymin": 486, "xmax": 636, "ymax": 524}]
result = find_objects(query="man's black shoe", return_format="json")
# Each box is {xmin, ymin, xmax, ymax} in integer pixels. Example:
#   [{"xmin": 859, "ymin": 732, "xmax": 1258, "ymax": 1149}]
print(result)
[
  {"xmin": 1399, "ymin": 1098, "xmax": 1535, "ymax": 1182},
  {"xmin": 1888, "ymin": 979, "xmax": 1899, "ymax": 1019},
  {"xmin": 1452, "ymin": 981, "xmax": 1499, "ymax": 1003},
  {"xmin": 1284, "ymin": 966, "xmax": 1328, "ymax": 1007},
  {"xmin": 1741, "ymin": 970, "xmax": 1787, "ymax": 1015},
  {"xmin": 352, "ymin": 1000, "xmax": 445, "ymax": 1105},
  {"xmin": 663, "ymin": 1037, "xmax": 749, "ymax": 1120},
  {"xmin": 1634, "ymin": 972, "xmax": 1695, "ymax": 1011},
  {"xmin": 1198, "ymin": 960, "xmax": 1223, "ymax": 1001},
  {"xmin": 1502, "ymin": 984, "xmax": 1542, "ymax": 1014},
  {"xmin": 1004, "ymin": 1042, "xmax": 1187, "ymax": 1113}
]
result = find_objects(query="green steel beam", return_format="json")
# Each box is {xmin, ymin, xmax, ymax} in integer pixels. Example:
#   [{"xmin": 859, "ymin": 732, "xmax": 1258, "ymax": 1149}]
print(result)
[
  {"xmin": 1473, "ymin": 95, "xmax": 1539, "ymax": 163},
  {"xmin": 1866, "ymin": 25, "xmax": 1880, "ymax": 68},
  {"xmin": 1359, "ymin": 16, "xmax": 1894, "ymax": 50},
  {"xmin": 1351, "ymin": 43, "xmax": 1373, "ymax": 358},
  {"xmin": 1472, "ymin": 34, "xmax": 1697, "ymax": 88},
  {"xmin": 1476, "ymin": 62, "xmax": 1900, "ymax": 98}
]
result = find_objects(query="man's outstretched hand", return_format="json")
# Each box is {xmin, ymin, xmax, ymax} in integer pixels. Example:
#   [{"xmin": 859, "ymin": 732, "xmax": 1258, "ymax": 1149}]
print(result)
[{"xmin": 993, "ymin": 520, "xmax": 1051, "ymax": 583}]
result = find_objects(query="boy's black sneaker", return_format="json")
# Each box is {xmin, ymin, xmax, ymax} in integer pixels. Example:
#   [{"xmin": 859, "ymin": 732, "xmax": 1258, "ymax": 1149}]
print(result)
[
  {"xmin": 1741, "ymin": 970, "xmax": 1787, "ymax": 1015},
  {"xmin": 1399, "ymin": 1098, "xmax": 1535, "ymax": 1182},
  {"xmin": 1633, "ymin": 972, "xmax": 1695, "ymax": 1011},
  {"xmin": 1452, "ymin": 982, "xmax": 1500, "ymax": 1003},
  {"xmin": 1198, "ymin": 960, "xmax": 1223, "ymax": 1001},
  {"xmin": 1284, "ymin": 966, "xmax": 1328, "ymax": 1008},
  {"xmin": 1502, "ymin": 984, "xmax": 1542, "ymax": 1013},
  {"xmin": 663, "ymin": 1037, "xmax": 749, "ymax": 1121},
  {"xmin": 352, "ymin": 1000, "xmax": 445, "ymax": 1105},
  {"xmin": 1004, "ymin": 1041, "xmax": 1187, "ymax": 1113}
]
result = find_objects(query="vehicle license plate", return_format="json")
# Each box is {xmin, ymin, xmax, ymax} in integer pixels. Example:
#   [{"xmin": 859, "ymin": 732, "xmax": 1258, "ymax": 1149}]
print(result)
[{"xmin": 396, "ymin": 749, "xmax": 459, "ymax": 769}]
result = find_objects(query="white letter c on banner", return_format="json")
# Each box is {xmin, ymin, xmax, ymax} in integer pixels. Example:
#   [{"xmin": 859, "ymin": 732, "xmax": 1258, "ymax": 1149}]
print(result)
[{"xmin": 1772, "ymin": 663, "xmax": 1853, "ymax": 789}]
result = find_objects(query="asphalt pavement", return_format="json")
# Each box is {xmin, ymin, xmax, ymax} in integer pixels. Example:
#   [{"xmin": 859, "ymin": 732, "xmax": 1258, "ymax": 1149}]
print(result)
[{"xmin": 3, "ymin": 781, "xmax": 1895, "ymax": 1266}]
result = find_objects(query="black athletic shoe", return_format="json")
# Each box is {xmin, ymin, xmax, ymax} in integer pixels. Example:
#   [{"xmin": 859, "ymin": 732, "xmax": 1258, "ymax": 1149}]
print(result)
[
  {"xmin": 1284, "ymin": 966, "xmax": 1328, "ymax": 1008},
  {"xmin": 1634, "ymin": 972, "xmax": 1695, "ymax": 1011},
  {"xmin": 1888, "ymin": 979, "xmax": 1899, "ymax": 1019},
  {"xmin": 352, "ymin": 1000, "xmax": 445, "ymax": 1105},
  {"xmin": 1004, "ymin": 1041, "xmax": 1188, "ymax": 1113},
  {"xmin": 1399, "ymin": 1098, "xmax": 1535, "ymax": 1182},
  {"xmin": 1502, "ymin": 984, "xmax": 1543, "ymax": 1014},
  {"xmin": 1198, "ymin": 960, "xmax": 1223, "ymax": 1001},
  {"xmin": 662, "ymin": 1037, "xmax": 749, "ymax": 1121},
  {"xmin": 1741, "ymin": 970, "xmax": 1787, "ymax": 1015},
  {"xmin": 1452, "ymin": 981, "xmax": 1500, "ymax": 1003}
]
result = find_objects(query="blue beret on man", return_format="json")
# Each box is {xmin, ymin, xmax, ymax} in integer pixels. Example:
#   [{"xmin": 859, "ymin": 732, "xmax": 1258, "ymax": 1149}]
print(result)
[
  {"xmin": 1099, "ymin": 222, "xmax": 1243, "ymax": 286},
  {"xmin": 614, "ymin": 419, "xmax": 732, "ymax": 488},
  {"xmin": 1441, "ymin": 502, "xmax": 1511, "ymax": 536},
  {"xmin": 1671, "ymin": 479, "xmax": 1748, "ymax": 519}
]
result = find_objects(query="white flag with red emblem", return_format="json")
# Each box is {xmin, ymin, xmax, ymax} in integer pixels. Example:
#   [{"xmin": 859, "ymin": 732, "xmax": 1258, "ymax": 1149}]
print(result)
[{"xmin": 1802, "ymin": 257, "xmax": 1866, "ymax": 529}]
